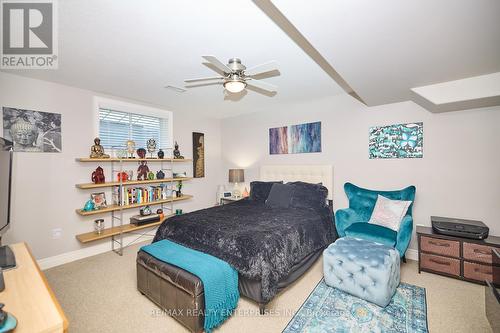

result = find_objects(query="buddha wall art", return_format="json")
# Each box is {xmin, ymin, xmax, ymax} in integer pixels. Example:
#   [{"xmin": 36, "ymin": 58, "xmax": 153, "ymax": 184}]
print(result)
[{"xmin": 2, "ymin": 107, "xmax": 62, "ymax": 153}]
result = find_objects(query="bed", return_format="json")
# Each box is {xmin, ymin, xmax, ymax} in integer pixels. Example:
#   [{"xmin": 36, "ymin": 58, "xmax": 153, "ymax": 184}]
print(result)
[{"xmin": 137, "ymin": 165, "xmax": 336, "ymax": 331}]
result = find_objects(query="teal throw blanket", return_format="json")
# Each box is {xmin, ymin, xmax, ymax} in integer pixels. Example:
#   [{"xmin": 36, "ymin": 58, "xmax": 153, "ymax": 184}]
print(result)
[{"xmin": 141, "ymin": 240, "xmax": 239, "ymax": 332}]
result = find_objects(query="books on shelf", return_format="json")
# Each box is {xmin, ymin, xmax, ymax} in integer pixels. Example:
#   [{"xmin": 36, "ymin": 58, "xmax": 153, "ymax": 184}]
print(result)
[{"xmin": 112, "ymin": 184, "xmax": 175, "ymax": 206}]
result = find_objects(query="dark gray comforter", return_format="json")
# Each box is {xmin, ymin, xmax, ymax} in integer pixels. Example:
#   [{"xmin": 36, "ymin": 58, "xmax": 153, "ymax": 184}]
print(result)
[{"xmin": 153, "ymin": 198, "xmax": 335, "ymax": 301}]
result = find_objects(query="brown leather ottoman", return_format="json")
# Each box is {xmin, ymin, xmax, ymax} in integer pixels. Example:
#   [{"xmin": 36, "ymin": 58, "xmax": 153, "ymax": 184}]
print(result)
[{"xmin": 137, "ymin": 250, "xmax": 205, "ymax": 333}]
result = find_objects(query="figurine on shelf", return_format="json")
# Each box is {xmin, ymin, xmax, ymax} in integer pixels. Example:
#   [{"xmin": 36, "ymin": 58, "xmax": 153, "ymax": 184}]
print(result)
[
  {"xmin": 136, "ymin": 148, "xmax": 146, "ymax": 159},
  {"xmin": 82, "ymin": 199, "xmax": 95, "ymax": 212},
  {"xmin": 117, "ymin": 171, "xmax": 128, "ymax": 182},
  {"xmin": 91, "ymin": 166, "xmax": 106, "ymax": 184},
  {"xmin": 173, "ymin": 141, "xmax": 184, "ymax": 159},
  {"xmin": 157, "ymin": 208, "xmax": 164, "ymax": 220},
  {"xmin": 147, "ymin": 171, "xmax": 155, "ymax": 180},
  {"xmin": 126, "ymin": 140, "xmax": 136, "ymax": 158},
  {"xmin": 126, "ymin": 170, "xmax": 133, "ymax": 180},
  {"xmin": 156, "ymin": 170, "xmax": 165, "ymax": 179},
  {"xmin": 140, "ymin": 205, "xmax": 152, "ymax": 216},
  {"xmin": 177, "ymin": 180, "xmax": 183, "ymax": 197},
  {"xmin": 147, "ymin": 138, "xmax": 156, "ymax": 158},
  {"xmin": 90, "ymin": 138, "xmax": 110, "ymax": 159},
  {"xmin": 137, "ymin": 161, "xmax": 150, "ymax": 180},
  {"xmin": 157, "ymin": 148, "xmax": 165, "ymax": 159}
]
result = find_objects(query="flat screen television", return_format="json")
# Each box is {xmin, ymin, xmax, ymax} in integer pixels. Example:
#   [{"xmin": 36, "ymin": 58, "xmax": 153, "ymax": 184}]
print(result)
[{"xmin": 0, "ymin": 137, "xmax": 15, "ymax": 270}]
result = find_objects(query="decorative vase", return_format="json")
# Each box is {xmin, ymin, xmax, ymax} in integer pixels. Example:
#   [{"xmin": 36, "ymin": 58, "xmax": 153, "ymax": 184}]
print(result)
[
  {"xmin": 94, "ymin": 219, "xmax": 105, "ymax": 234},
  {"xmin": 157, "ymin": 149, "xmax": 165, "ymax": 159}
]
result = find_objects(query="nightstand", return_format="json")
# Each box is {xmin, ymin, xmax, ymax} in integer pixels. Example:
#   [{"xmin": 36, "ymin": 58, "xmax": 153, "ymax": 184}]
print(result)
[{"xmin": 219, "ymin": 197, "xmax": 243, "ymax": 205}]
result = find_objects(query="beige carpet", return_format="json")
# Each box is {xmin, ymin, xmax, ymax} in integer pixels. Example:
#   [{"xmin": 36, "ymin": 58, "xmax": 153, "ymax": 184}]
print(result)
[{"xmin": 45, "ymin": 242, "xmax": 492, "ymax": 333}]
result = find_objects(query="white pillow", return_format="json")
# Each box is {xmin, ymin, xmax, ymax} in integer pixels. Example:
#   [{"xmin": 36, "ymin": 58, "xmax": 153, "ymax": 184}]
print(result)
[{"xmin": 368, "ymin": 195, "xmax": 412, "ymax": 232}]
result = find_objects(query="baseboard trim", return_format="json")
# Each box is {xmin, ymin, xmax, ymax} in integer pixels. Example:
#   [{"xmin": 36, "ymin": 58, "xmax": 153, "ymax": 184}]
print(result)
[
  {"xmin": 406, "ymin": 248, "xmax": 418, "ymax": 261},
  {"xmin": 38, "ymin": 234, "xmax": 154, "ymax": 270}
]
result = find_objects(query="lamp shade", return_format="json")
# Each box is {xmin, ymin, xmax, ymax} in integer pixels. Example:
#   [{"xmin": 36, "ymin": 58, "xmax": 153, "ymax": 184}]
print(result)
[{"xmin": 228, "ymin": 169, "xmax": 244, "ymax": 183}]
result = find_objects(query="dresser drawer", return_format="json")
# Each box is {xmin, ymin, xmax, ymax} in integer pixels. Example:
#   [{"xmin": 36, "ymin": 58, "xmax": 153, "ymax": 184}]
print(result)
[
  {"xmin": 420, "ymin": 236, "xmax": 460, "ymax": 258},
  {"xmin": 464, "ymin": 261, "xmax": 493, "ymax": 283},
  {"xmin": 463, "ymin": 242, "xmax": 498, "ymax": 264},
  {"xmin": 421, "ymin": 253, "xmax": 460, "ymax": 276}
]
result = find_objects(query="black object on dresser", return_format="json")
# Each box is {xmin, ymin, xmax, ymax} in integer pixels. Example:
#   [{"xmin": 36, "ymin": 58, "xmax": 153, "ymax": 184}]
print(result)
[
  {"xmin": 431, "ymin": 216, "xmax": 489, "ymax": 240},
  {"xmin": 417, "ymin": 225, "xmax": 500, "ymax": 285}
]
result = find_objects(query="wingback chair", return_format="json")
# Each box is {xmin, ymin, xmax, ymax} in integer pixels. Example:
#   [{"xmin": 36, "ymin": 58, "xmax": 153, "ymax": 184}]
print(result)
[{"xmin": 335, "ymin": 182, "xmax": 416, "ymax": 258}]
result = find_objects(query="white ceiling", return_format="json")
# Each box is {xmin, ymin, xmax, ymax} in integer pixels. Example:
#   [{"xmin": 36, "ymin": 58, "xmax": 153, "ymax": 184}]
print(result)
[
  {"xmin": 272, "ymin": 0, "xmax": 500, "ymax": 106},
  {"xmin": 3, "ymin": 0, "xmax": 345, "ymax": 118},
  {"xmin": 4, "ymin": 0, "xmax": 500, "ymax": 116}
]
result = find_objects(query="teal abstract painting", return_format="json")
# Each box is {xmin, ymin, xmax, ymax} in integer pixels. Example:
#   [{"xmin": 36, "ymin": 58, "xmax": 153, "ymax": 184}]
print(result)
[
  {"xmin": 290, "ymin": 122, "xmax": 321, "ymax": 153},
  {"xmin": 369, "ymin": 122, "xmax": 423, "ymax": 159}
]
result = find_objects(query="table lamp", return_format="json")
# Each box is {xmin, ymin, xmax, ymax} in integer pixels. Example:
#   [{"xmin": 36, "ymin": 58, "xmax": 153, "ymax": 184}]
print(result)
[{"xmin": 228, "ymin": 169, "xmax": 244, "ymax": 198}]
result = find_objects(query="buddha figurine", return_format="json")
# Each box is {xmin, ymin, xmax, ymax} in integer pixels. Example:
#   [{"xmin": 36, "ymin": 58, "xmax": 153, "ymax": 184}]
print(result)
[
  {"xmin": 90, "ymin": 138, "xmax": 110, "ymax": 158},
  {"xmin": 173, "ymin": 141, "xmax": 184, "ymax": 159},
  {"xmin": 10, "ymin": 119, "xmax": 41, "ymax": 152}
]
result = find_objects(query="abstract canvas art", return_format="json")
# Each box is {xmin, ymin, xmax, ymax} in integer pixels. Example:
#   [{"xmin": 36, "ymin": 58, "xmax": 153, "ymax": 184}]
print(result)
[
  {"xmin": 369, "ymin": 122, "xmax": 423, "ymax": 159},
  {"xmin": 269, "ymin": 126, "xmax": 288, "ymax": 154},
  {"xmin": 2, "ymin": 107, "xmax": 62, "ymax": 152},
  {"xmin": 192, "ymin": 132, "xmax": 205, "ymax": 178},
  {"xmin": 269, "ymin": 122, "xmax": 321, "ymax": 154},
  {"xmin": 290, "ymin": 121, "xmax": 321, "ymax": 153}
]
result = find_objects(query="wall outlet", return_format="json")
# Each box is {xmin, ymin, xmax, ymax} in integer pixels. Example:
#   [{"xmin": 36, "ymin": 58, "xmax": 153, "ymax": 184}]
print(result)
[{"xmin": 52, "ymin": 228, "xmax": 63, "ymax": 239}]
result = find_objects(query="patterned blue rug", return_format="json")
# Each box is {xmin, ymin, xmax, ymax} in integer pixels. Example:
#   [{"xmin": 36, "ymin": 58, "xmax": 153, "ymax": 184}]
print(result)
[{"xmin": 283, "ymin": 279, "xmax": 428, "ymax": 333}]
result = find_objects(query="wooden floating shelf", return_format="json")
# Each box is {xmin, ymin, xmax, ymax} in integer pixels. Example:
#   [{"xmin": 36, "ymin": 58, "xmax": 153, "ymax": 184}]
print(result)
[
  {"xmin": 76, "ymin": 158, "xmax": 192, "ymax": 162},
  {"xmin": 76, "ymin": 214, "xmax": 174, "ymax": 243},
  {"xmin": 75, "ymin": 194, "xmax": 193, "ymax": 216},
  {"xmin": 75, "ymin": 177, "xmax": 192, "ymax": 189}
]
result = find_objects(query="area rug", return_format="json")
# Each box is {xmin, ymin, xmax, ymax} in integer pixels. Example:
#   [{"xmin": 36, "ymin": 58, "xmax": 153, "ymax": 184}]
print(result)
[{"xmin": 282, "ymin": 279, "xmax": 428, "ymax": 333}]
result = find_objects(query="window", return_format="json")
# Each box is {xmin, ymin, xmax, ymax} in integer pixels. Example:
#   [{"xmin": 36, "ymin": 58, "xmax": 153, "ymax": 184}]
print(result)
[{"xmin": 98, "ymin": 108, "xmax": 171, "ymax": 149}]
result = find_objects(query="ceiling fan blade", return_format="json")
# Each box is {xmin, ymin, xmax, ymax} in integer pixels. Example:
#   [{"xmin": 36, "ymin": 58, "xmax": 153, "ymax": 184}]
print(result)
[
  {"xmin": 246, "ymin": 79, "xmax": 278, "ymax": 93},
  {"xmin": 202, "ymin": 55, "xmax": 232, "ymax": 74},
  {"xmin": 184, "ymin": 76, "xmax": 223, "ymax": 83},
  {"xmin": 245, "ymin": 61, "xmax": 279, "ymax": 76}
]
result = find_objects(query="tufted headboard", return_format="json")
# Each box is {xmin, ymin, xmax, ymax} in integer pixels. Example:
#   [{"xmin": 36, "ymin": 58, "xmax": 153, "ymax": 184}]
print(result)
[{"xmin": 260, "ymin": 165, "xmax": 333, "ymax": 200}]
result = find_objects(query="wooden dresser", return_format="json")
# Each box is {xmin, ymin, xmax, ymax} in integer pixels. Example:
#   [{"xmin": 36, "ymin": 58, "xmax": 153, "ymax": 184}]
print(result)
[
  {"xmin": 0, "ymin": 242, "xmax": 68, "ymax": 333},
  {"xmin": 417, "ymin": 225, "xmax": 500, "ymax": 284}
]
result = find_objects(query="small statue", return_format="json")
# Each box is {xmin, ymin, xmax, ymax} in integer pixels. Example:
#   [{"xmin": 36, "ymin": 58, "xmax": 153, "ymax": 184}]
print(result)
[
  {"xmin": 147, "ymin": 138, "xmax": 156, "ymax": 158},
  {"xmin": 140, "ymin": 205, "xmax": 152, "ymax": 216},
  {"xmin": 126, "ymin": 170, "xmax": 134, "ymax": 180},
  {"xmin": 147, "ymin": 171, "xmax": 155, "ymax": 180},
  {"xmin": 173, "ymin": 141, "xmax": 184, "ymax": 159},
  {"xmin": 156, "ymin": 170, "xmax": 165, "ymax": 179},
  {"xmin": 90, "ymin": 138, "xmax": 110, "ymax": 158},
  {"xmin": 117, "ymin": 171, "xmax": 128, "ymax": 182},
  {"xmin": 157, "ymin": 208, "xmax": 164, "ymax": 220},
  {"xmin": 177, "ymin": 180, "xmax": 183, "ymax": 197},
  {"xmin": 126, "ymin": 140, "xmax": 136, "ymax": 158},
  {"xmin": 82, "ymin": 199, "xmax": 95, "ymax": 211},
  {"xmin": 136, "ymin": 148, "xmax": 146, "ymax": 159},
  {"xmin": 157, "ymin": 149, "xmax": 165, "ymax": 159},
  {"xmin": 91, "ymin": 166, "xmax": 106, "ymax": 184},
  {"xmin": 137, "ymin": 161, "xmax": 150, "ymax": 180}
]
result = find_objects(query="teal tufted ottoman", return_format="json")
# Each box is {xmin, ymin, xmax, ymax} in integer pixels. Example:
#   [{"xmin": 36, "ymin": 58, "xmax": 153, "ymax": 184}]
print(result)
[{"xmin": 323, "ymin": 237, "xmax": 400, "ymax": 307}]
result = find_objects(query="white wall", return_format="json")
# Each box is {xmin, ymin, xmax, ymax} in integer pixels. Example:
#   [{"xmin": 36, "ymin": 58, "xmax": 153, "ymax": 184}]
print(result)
[
  {"xmin": 0, "ymin": 72, "xmax": 222, "ymax": 260},
  {"xmin": 220, "ymin": 94, "xmax": 500, "ymax": 251}
]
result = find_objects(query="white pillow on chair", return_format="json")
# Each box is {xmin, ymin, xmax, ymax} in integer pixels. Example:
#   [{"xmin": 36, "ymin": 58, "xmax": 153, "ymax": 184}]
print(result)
[{"xmin": 368, "ymin": 195, "xmax": 411, "ymax": 232}]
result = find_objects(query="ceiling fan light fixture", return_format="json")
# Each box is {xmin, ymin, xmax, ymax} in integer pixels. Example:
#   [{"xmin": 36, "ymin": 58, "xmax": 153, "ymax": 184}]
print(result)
[{"xmin": 224, "ymin": 79, "xmax": 246, "ymax": 93}]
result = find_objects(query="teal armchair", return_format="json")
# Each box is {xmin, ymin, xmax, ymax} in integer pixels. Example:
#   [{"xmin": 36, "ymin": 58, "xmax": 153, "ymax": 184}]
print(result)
[{"xmin": 335, "ymin": 182, "xmax": 416, "ymax": 258}]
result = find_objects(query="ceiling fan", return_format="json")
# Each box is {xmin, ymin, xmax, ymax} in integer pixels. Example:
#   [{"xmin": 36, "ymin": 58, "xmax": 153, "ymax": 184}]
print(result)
[{"xmin": 185, "ymin": 56, "xmax": 279, "ymax": 94}]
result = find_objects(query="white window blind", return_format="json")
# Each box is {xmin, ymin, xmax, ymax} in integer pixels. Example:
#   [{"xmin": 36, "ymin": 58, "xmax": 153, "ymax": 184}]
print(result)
[{"xmin": 99, "ymin": 108, "xmax": 170, "ymax": 149}]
